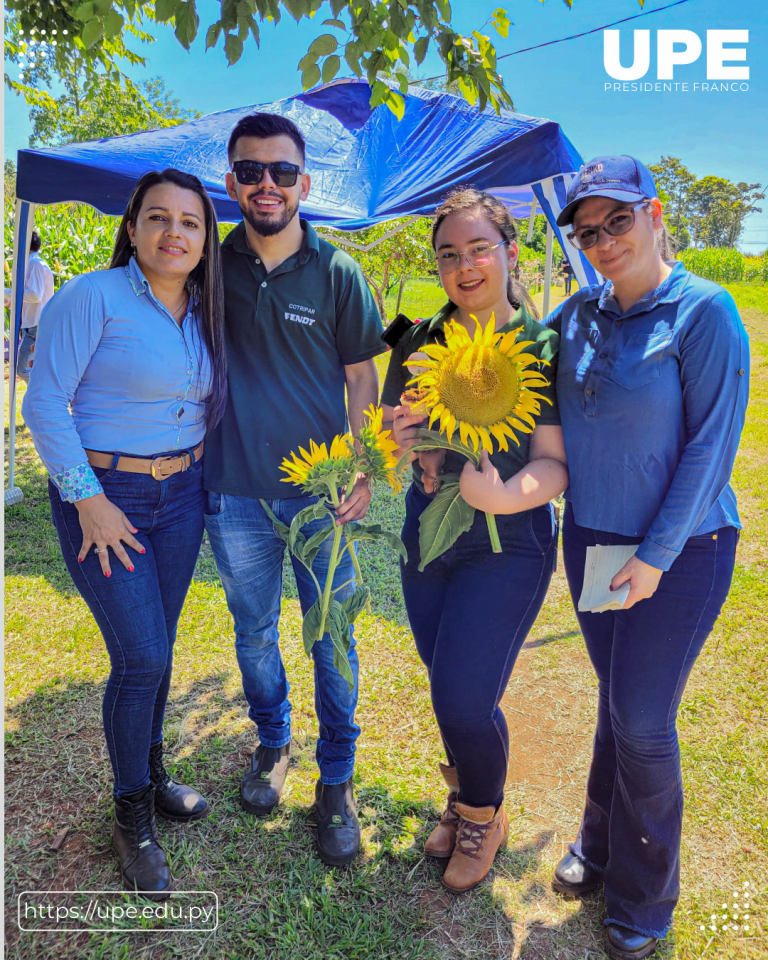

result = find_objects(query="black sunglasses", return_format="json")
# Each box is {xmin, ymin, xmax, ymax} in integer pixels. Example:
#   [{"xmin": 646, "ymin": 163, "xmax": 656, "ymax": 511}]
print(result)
[{"xmin": 232, "ymin": 160, "xmax": 304, "ymax": 187}]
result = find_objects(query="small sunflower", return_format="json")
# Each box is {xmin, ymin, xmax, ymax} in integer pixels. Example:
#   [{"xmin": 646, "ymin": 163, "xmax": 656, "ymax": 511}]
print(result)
[
  {"xmin": 279, "ymin": 434, "xmax": 356, "ymax": 493},
  {"xmin": 405, "ymin": 316, "xmax": 552, "ymax": 453},
  {"xmin": 358, "ymin": 404, "xmax": 402, "ymax": 493}
]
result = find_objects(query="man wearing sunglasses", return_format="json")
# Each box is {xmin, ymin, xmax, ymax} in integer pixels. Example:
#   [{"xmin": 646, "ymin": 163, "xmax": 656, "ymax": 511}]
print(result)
[{"xmin": 203, "ymin": 112, "xmax": 385, "ymax": 866}]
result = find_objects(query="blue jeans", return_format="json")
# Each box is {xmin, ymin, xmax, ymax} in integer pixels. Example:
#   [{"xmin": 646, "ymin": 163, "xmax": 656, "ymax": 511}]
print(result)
[
  {"xmin": 400, "ymin": 484, "xmax": 557, "ymax": 809},
  {"xmin": 16, "ymin": 326, "xmax": 36, "ymax": 383},
  {"xmin": 562, "ymin": 503, "xmax": 737, "ymax": 938},
  {"xmin": 49, "ymin": 454, "xmax": 205, "ymax": 797},
  {"xmin": 204, "ymin": 492, "xmax": 359, "ymax": 785}
]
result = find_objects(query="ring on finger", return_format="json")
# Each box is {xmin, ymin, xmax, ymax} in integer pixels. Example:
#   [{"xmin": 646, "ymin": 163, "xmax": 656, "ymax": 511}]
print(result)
[{"xmin": 94, "ymin": 546, "xmax": 108, "ymax": 554}]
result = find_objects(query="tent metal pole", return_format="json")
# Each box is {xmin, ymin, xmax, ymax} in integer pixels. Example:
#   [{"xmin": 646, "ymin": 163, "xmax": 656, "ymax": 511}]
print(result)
[
  {"xmin": 6, "ymin": 199, "xmax": 35, "ymax": 507},
  {"xmin": 543, "ymin": 218, "xmax": 553, "ymax": 318},
  {"xmin": 315, "ymin": 216, "xmax": 418, "ymax": 251},
  {"xmin": 526, "ymin": 197, "xmax": 537, "ymax": 244}
]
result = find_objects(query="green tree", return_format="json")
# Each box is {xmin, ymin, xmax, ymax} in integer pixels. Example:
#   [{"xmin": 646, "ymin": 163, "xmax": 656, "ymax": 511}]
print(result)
[
  {"xmin": 648, "ymin": 156, "xmax": 696, "ymax": 251},
  {"xmin": 688, "ymin": 176, "xmax": 764, "ymax": 249},
  {"xmin": 29, "ymin": 74, "xmax": 201, "ymax": 146}
]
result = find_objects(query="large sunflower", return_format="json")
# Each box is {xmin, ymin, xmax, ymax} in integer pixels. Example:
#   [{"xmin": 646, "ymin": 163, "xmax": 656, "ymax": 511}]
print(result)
[
  {"xmin": 357, "ymin": 404, "xmax": 402, "ymax": 493},
  {"xmin": 279, "ymin": 434, "xmax": 355, "ymax": 492},
  {"xmin": 406, "ymin": 316, "xmax": 552, "ymax": 453}
]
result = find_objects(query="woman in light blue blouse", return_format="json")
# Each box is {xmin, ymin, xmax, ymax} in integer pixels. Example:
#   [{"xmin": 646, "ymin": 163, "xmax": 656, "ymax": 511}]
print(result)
[
  {"xmin": 545, "ymin": 157, "xmax": 749, "ymax": 960},
  {"xmin": 23, "ymin": 168, "xmax": 227, "ymax": 898}
]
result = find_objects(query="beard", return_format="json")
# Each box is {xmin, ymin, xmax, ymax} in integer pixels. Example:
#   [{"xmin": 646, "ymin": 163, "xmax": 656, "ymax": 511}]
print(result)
[{"xmin": 239, "ymin": 191, "xmax": 300, "ymax": 237}]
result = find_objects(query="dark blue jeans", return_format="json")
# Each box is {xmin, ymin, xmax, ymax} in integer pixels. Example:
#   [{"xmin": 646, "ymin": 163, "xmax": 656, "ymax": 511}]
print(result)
[
  {"xmin": 204, "ymin": 492, "xmax": 359, "ymax": 785},
  {"xmin": 400, "ymin": 484, "xmax": 557, "ymax": 809},
  {"xmin": 562, "ymin": 503, "xmax": 737, "ymax": 938},
  {"xmin": 49, "ymin": 454, "xmax": 205, "ymax": 797}
]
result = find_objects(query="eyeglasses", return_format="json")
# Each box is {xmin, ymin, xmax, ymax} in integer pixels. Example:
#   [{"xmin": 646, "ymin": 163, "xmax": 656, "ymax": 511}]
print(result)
[
  {"xmin": 566, "ymin": 201, "xmax": 650, "ymax": 251},
  {"xmin": 435, "ymin": 239, "xmax": 509, "ymax": 272},
  {"xmin": 232, "ymin": 160, "xmax": 304, "ymax": 187}
]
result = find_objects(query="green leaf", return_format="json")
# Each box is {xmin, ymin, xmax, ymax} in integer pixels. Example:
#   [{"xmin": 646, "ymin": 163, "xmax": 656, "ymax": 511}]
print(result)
[
  {"xmin": 297, "ymin": 523, "xmax": 335, "ymax": 567},
  {"xmin": 322, "ymin": 54, "xmax": 340, "ymax": 83},
  {"xmin": 322, "ymin": 18, "xmax": 346, "ymax": 28},
  {"xmin": 283, "ymin": 0, "xmax": 310, "ymax": 19},
  {"xmin": 258, "ymin": 499, "xmax": 290, "ymax": 544},
  {"xmin": 288, "ymin": 501, "xmax": 330, "ymax": 553},
  {"xmin": 299, "ymin": 52, "xmax": 318, "ymax": 70},
  {"xmin": 154, "ymin": 0, "xmax": 177, "ymax": 22},
  {"xmin": 174, "ymin": 1, "xmax": 199, "ymax": 48},
  {"xmin": 73, "ymin": 2, "xmax": 96, "ymax": 21},
  {"xmin": 205, "ymin": 21, "xmax": 223, "ymax": 48},
  {"xmin": 248, "ymin": 15, "xmax": 260, "ymax": 43},
  {"xmin": 302, "ymin": 63, "xmax": 322, "ymax": 89},
  {"xmin": 385, "ymin": 89, "xmax": 405, "ymax": 121},
  {"xmin": 396, "ymin": 70, "xmax": 408, "ymax": 95},
  {"xmin": 413, "ymin": 35, "xmax": 429, "ymax": 64},
  {"xmin": 345, "ymin": 40, "xmax": 362, "ymax": 77},
  {"xmin": 491, "ymin": 7, "xmax": 511, "ymax": 39},
  {"xmin": 92, "ymin": 0, "xmax": 113, "ymax": 15},
  {"xmin": 81, "ymin": 18, "xmax": 104, "ymax": 48},
  {"xmin": 224, "ymin": 31, "xmax": 244, "ymax": 63},
  {"xmin": 418, "ymin": 483, "xmax": 475, "ymax": 571},
  {"xmin": 302, "ymin": 599, "xmax": 323, "ymax": 656},
  {"xmin": 104, "ymin": 8, "xmax": 124, "ymax": 36},
  {"xmin": 341, "ymin": 585, "xmax": 371, "ymax": 625},
  {"xmin": 369, "ymin": 79, "xmax": 389, "ymax": 108},
  {"xmin": 435, "ymin": 0, "xmax": 451, "ymax": 19},
  {"xmin": 309, "ymin": 33, "xmax": 337, "ymax": 56},
  {"xmin": 344, "ymin": 522, "xmax": 407, "ymax": 561},
  {"xmin": 331, "ymin": 0, "xmax": 346, "ymax": 14},
  {"xmin": 327, "ymin": 599, "xmax": 354, "ymax": 689}
]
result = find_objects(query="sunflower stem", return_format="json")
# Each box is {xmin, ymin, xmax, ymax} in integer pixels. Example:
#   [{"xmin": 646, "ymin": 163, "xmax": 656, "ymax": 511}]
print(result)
[
  {"xmin": 485, "ymin": 511, "xmax": 502, "ymax": 553},
  {"xmin": 318, "ymin": 485, "xmax": 345, "ymax": 643}
]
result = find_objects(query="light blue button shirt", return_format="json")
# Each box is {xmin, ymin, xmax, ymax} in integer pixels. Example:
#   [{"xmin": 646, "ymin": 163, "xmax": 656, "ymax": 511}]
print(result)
[
  {"xmin": 547, "ymin": 261, "xmax": 749, "ymax": 571},
  {"xmin": 22, "ymin": 256, "xmax": 213, "ymax": 501}
]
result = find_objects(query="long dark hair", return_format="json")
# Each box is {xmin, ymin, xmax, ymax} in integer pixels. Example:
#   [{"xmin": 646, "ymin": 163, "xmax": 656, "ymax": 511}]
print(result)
[
  {"xmin": 111, "ymin": 169, "xmax": 228, "ymax": 429},
  {"xmin": 432, "ymin": 187, "xmax": 539, "ymax": 320}
]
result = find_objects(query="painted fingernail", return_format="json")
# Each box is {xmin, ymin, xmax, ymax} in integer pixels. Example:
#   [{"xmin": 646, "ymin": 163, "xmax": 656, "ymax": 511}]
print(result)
[
  {"xmin": 78, "ymin": 558, "xmax": 83, "ymax": 563},
  {"xmin": 128, "ymin": 566, "xmax": 134, "ymax": 573},
  {"xmin": 609, "ymin": 585, "xmax": 615, "ymax": 592},
  {"xmin": 140, "ymin": 549, "xmax": 146, "ymax": 554}
]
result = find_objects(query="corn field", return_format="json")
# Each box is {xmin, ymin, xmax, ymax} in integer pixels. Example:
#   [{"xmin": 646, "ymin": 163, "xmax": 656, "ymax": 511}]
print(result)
[{"xmin": 678, "ymin": 247, "xmax": 768, "ymax": 284}]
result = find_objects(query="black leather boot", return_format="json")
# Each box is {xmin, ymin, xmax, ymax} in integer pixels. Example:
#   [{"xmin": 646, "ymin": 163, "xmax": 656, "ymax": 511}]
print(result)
[
  {"xmin": 113, "ymin": 785, "xmax": 172, "ymax": 899},
  {"xmin": 149, "ymin": 740, "xmax": 210, "ymax": 823},
  {"xmin": 241, "ymin": 743, "xmax": 292, "ymax": 816},
  {"xmin": 604, "ymin": 923, "xmax": 657, "ymax": 960},
  {"xmin": 552, "ymin": 851, "xmax": 603, "ymax": 897},
  {"xmin": 315, "ymin": 778, "xmax": 360, "ymax": 866}
]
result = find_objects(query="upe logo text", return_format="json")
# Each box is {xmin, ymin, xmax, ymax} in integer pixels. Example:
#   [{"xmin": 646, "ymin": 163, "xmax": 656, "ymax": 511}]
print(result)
[{"xmin": 603, "ymin": 30, "xmax": 749, "ymax": 81}]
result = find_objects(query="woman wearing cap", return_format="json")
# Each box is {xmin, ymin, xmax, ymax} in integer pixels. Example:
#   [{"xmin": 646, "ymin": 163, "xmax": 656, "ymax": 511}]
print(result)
[
  {"xmin": 22, "ymin": 169, "xmax": 227, "ymax": 897},
  {"xmin": 544, "ymin": 156, "xmax": 749, "ymax": 959}
]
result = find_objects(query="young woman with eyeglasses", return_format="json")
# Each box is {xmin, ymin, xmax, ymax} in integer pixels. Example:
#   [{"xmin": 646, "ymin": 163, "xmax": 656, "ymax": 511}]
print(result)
[
  {"xmin": 23, "ymin": 169, "xmax": 227, "ymax": 898},
  {"xmin": 381, "ymin": 188, "xmax": 569, "ymax": 894},
  {"xmin": 544, "ymin": 156, "xmax": 749, "ymax": 960}
]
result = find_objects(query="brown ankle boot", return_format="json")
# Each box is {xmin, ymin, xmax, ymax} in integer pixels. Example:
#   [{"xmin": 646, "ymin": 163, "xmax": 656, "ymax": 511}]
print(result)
[
  {"xmin": 442, "ymin": 801, "xmax": 509, "ymax": 894},
  {"xmin": 425, "ymin": 763, "xmax": 460, "ymax": 859}
]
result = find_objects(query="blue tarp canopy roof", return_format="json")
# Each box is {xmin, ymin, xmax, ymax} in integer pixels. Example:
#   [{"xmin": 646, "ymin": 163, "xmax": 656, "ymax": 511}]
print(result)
[{"xmin": 16, "ymin": 79, "xmax": 585, "ymax": 230}]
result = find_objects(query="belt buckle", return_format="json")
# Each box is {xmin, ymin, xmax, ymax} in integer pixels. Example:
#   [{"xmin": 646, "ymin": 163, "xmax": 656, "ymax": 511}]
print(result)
[{"xmin": 150, "ymin": 455, "xmax": 182, "ymax": 480}]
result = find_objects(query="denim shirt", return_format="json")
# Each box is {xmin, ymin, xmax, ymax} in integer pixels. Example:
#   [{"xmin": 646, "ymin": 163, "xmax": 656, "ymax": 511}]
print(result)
[
  {"xmin": 547, "ymin": 261, "xmax": 749, "ymax": 571},
  {"xmin": 22, "ymin": 257, "xmax": 213, "ymax": 502}
]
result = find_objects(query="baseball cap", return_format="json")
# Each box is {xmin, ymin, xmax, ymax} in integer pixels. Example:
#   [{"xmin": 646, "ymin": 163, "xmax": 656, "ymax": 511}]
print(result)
[{"xmin": 556, "ymin": 156, "xmax": 658, "ymax": 227}]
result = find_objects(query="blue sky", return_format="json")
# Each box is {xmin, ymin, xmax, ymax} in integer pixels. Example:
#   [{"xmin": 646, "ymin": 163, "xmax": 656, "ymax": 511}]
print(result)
[{"xmin": 4, "ymin": 0, "xmax": 767, "ymax": 251}]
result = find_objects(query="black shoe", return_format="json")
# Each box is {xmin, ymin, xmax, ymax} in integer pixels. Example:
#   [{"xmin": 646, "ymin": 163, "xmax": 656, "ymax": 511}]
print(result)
[
  {"xmin": 552, "ymin": 851, "xmax": 603, "ymax": 898},
  {"xmin": 604, "ymin": 923, "xmax": 657, "ymax": 960},
  {"xmin": 241, "ymin": 743, "xmax": 292, "ymax": 816},
  {"xmin": 149, "ymin": 740, "xmax": 210, "ymax": 823},
  {"xmin": 315, "ymin": 778, "xmax": 361, "ymax": 866},
  {"xmin": 113, "ymin": 785, "xmax": 172, "ymax": 899}
]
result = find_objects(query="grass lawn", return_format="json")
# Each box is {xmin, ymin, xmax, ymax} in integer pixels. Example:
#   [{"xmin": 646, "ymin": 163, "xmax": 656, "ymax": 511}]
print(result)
[{"xmin": 4, "ymin": 280, "xmax": 767, "ymax": 959}]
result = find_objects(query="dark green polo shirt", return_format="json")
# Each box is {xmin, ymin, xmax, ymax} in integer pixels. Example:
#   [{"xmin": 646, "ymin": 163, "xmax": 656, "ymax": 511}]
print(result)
[
  {"xmin": 204, "ymin": 219, "xmax": 385, "ymax": 499},
  {"xmin": 381, "ymin": 302, "xmax": 560, "ymax": 493}
]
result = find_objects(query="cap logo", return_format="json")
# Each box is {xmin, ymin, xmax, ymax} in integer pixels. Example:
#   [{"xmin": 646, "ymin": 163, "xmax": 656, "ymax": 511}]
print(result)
[{"xmin": 581, "ymin": 163, "xmax": 604, "ymax": 182}]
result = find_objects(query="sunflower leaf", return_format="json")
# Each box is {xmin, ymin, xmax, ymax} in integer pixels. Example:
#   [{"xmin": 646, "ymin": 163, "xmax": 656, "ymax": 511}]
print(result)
[
  {"xmin": 297, "ymin": 522, "xmax": 335, "ymax": 567},
  {"xmin": 418, "ymin": 483, "xmax": 475, "ymax": 571},
  {"xmin": 259, "ymin": 499, "xmax": 290, "ymax": 545},
  {"xmin": 328, "ymin": 599, "xmax": 355, "ymax": 689},
  {"xmin": 340, "ymin": 584, "xmax": 371, "ymax": 624},
  {"xmin": 302, "ymin": 598, "xmax": 324, "ymax": 656},
  {"xmin": 288, "ymin": 501, "xmax": 331, "ymax": 553},
  {"xmin": 344, "ymin": 522, "xmax": 407, "ymax": 560}
]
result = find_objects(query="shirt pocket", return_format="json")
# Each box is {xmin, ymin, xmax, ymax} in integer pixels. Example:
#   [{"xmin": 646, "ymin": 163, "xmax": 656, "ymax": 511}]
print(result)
[{"xmin": 610, "ymin": 330, "xmax": 674, "ymax": 390}]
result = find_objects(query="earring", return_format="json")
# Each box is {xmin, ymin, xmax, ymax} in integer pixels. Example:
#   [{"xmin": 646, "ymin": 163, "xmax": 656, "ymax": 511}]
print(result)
[{"xmin": 200, "ymin": 254, "xmax": 206, "ymax": 260}]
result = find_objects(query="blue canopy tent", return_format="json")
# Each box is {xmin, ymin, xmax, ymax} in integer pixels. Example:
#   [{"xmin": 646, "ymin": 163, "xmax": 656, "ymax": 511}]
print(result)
[{"xmin": 7, "ymin": 79, "xmax": 596, "ymax": 503}]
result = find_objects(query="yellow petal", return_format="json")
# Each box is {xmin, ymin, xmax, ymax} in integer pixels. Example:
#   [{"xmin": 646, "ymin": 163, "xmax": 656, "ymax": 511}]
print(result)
[{"xmin": 477, "ymin": 425, "xmax": 494, "ymax": 453}]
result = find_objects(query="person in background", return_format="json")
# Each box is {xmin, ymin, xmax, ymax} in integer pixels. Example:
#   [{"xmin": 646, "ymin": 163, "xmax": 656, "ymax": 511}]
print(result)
[
  {"xmin": 5, "ymin": 230, "xmax": 55, "ymax": 382},
  {"xmin": 383, "ymin": 188, "xmax": 568, "ymax": 894},
  {"xmin": 203, "ymin": 113, "xmax": 384, "ymax": 866},
  {"xmin": 22, "ymin": 169, "xmax": 228, "ymax": 898},
  {"xmin": 559, "ymin": 257, "xmax": 574, "ymax": 296},
  {"xmin": 547, "ymin": 156, "xmax": 749, "ymax": 960}
]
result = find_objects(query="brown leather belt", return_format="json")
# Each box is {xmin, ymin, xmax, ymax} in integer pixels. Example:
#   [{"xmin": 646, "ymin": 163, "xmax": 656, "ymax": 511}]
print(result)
[{"xmin": 85, "ymin": 441, "xmax": 204, "ymax": 481}]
